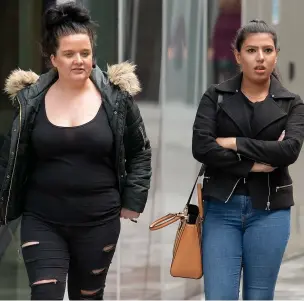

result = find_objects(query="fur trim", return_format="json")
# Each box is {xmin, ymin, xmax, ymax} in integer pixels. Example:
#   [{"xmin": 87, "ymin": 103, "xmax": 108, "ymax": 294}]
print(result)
[
  {"xmin": 4, "ymin": 61, "xmax": 141, "ymax": 101},
  {"xmin": 4, "ymin": 69, "xmax": 39, "ymax": 100},
  {"xmin": 107, "ymin": 61, "xmax": 141, "ymax": 96}
]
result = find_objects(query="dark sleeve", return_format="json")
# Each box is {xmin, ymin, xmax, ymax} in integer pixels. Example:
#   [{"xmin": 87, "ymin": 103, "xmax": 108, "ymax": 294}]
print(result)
[
  {"xmin": 192, "ymin": 86, "xmax": 254, "ymax": 178},
  {"xmin": 236, "ymin": 97, "xmax": 304, "ymax": 167},
  {"xmin": 122, "ymin": 95, "xmax": 152, "ymax": 213},
  {"xmin": 0, "ymin": 112, "xmax": 17, "ymax": 188}
]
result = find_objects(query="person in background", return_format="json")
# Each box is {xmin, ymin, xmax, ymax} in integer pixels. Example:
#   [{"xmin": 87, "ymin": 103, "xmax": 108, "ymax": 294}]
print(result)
[
  {"xmin": 208, "ymin": 0, "xmax": 241, "ymax": 83},
  {"xmin": 0, "ymin": 2, "xmax": 151, "ymax": 300},
  {"xmin": 193, "ymin": 20, "xmax": 304, "ymax": 300}
]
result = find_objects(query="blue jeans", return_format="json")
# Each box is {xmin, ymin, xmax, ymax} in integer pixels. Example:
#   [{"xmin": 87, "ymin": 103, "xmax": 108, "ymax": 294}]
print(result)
[{"xmin": 203, "ymin": 195, "xmax": 290, "ymax": 300}]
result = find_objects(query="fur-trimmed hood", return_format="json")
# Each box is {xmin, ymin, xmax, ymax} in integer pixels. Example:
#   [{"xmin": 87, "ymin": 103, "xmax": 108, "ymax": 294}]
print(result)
[{"xmin": 4, "ymin": 61, "xmax": 141, "ymax": 101}]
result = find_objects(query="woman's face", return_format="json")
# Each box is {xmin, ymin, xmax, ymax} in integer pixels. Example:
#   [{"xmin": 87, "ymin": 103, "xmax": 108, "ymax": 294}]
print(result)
[
  {"xmin": 51, "ymin": 33, "xmax": 93, "ymax": 83},
  {"xmin": 234, "ymin": 33, "xmax": 278, "ymax": 83}
]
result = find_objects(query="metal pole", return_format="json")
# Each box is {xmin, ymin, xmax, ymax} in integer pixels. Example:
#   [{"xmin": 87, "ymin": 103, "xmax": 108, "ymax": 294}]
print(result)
[
  {"xmin": 158, "ymin": 0, "xmax": 168, "ymax": 298},
  {"xmin": 241, "ymin": 0, "xmax": 247, "ymax": 26},
  {"xmin": 116, "ymin": 1, "xmax": 125, "ymax": 298},
  {"xmin": 193, "ymin": 0, "xmax": 203, "ymax": 105},
  {"xmin": 159, "ymin": 0, "xmax": 168, "ymax": 111},
  {"xmin": 202, "ymin": 0, "xmax": 208, "ymax": 94},
  {"xmin": 131, "ymin": 0, "xmax": 140, "ymax": 62},
  {"xmin": 118, "ymin": 0, "xmax": 124, "ymax": 63}
]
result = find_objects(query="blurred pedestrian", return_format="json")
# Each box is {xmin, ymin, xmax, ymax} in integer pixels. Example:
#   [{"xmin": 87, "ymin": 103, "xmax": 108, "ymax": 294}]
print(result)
[{"xmin": 208, "ymin": 0, "xmax": 241, "ymax": 83}]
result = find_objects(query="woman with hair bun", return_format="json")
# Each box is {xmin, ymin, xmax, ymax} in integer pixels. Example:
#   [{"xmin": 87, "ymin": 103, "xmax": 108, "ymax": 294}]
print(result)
[
  {"xmin": 0, "ymin": 1, "xmax": 151, "ymax": 300},
  {"xmin": 193, "ymin": 19, "xmax": 304, "ymax": 300}
]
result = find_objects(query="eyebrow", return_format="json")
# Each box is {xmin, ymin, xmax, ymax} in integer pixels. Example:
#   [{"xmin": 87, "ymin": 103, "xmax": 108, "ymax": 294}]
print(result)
[
  {"xmin": 245, "ymin": 45, "xmax": 275, "ymax": 48},
  {"xmin": 62, "ymin": 49, "xmax": 91, "ymax": 53}
]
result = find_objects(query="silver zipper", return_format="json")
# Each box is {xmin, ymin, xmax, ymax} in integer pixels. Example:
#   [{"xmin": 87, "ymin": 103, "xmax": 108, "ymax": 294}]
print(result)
[
  {"xmin": 276, "ymin": 184, "xmax": 292, "ymax": 192},
  {"xmin": 138, "ymin": 126, "xmax": 146, "ymax": 150},
  {"xmin": 203, "ymin": 176, "xmax": 210, "ymax": 183},
  {"xmin": 266, "ymin": 174, "xmax": 271, "ymax": 211},
  {"xmin": 225, "ymin": 179, "xmax": 241, "ymax": 203},
  {"xmin": 5, "ymin": 97, "xmax": 22, "ymax": 224}
]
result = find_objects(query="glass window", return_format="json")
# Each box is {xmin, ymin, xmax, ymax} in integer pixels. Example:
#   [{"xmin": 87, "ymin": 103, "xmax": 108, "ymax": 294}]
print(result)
[
  {"xmin": 78, "ymin": 0, "xmax": 118, "ymax": 70},
  {"xmin": 0, "ymin": 1, "xmax": 46, "ymax": 299}
]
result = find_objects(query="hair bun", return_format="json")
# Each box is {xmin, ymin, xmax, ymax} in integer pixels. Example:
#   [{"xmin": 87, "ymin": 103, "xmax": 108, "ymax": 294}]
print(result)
[
  {"xmin": 249, "ymin": 19, "xmax": 267, "ymax": 25},
  {"xmin": 44, "ymin": 2, "xmax": 90, "ymax": 30}
]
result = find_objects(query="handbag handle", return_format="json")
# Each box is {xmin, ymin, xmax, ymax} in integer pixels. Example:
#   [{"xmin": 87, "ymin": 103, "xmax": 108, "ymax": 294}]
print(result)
[
  {"xmin": 149, "ymin": 164, "xmax": 205, "ymax": 231},
  {"xmin": 149, "ymin": 213, "xmax": 184, "ymax": 231}
]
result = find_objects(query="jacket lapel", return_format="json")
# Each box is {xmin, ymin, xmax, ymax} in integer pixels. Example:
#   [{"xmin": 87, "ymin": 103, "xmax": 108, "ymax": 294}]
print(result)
[
  {"xmin": 251, "ymin": 96, "xmax": 287, "ymax": 137},
  {"xmin": 215, "ymin": 73, "xmax": 296, "ymax": 138},
  {"xmin": 219, "ymin": 92, "xmax": 251, "ymax": 136},
  {"xmin": 251, "ymin": 76, "xmax": 295, "ymax": 137}
]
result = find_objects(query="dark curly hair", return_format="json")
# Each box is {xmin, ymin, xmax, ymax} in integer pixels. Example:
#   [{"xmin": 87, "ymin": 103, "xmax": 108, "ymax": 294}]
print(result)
[{"xmin": 42, "ymin": 1, "xmax": 98, "ymax": 66}]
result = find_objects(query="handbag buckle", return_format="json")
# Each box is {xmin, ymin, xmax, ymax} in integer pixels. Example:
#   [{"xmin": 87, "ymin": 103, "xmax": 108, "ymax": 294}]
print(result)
[{"xmin": 176, "ymin": 206, "xmax": 188, "ymax": 219}]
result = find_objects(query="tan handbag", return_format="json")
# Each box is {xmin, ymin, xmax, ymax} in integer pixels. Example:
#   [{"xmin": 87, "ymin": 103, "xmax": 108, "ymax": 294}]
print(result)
[{"xmin": 149, "ymin": 166, "xmax": 205, "ymax": 279}]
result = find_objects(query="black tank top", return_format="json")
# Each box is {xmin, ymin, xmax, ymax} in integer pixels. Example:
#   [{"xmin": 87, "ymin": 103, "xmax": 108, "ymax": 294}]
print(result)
[{"xmin": 24, "ymin": 99, "xmax": 121, "ymax": 225}]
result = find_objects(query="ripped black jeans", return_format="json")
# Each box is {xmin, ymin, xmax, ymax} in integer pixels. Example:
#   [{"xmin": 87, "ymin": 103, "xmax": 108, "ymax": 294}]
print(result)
[{"xmin": 20, "ymin": 214, "xmax": 120, "ymax": 300}]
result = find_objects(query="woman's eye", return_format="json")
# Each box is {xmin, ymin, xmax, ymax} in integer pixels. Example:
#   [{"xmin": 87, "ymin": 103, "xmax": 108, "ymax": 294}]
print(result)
[{"xmin": 265, "ymin": 48, "xmax": 273, "ymax": 53}]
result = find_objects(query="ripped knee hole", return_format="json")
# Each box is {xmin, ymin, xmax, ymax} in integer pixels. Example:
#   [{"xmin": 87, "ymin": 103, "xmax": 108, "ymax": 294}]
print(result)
[
  {"xmin": 32, "ymin": 279, "xmax": 57, "ymax": 286},
  {"xmin": 21, "ymin": 241, "xmax": 40, "ymax": 248},
  {"xmin": 81, "ymin": 288, "xmax": 102, "ymax": 296},
  {"xmin": 91, "ymin": 268, "xmax": 106, "ymax": 275},
  {"xmin": 103, "ymin": 244, "xmax": 115, "ymax": 252}
]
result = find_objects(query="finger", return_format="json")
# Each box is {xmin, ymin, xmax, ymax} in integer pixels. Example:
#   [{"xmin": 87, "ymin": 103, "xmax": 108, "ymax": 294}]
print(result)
[{"xmin": 278, "ymin": 130, "xmax": 285, "ymax": 141}]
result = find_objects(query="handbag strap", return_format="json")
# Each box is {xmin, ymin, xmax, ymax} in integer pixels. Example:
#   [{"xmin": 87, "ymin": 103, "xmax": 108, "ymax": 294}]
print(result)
[
  {"xmin": 149, "ymin": 164, "xmax": 205, "ymax": 231},
  {"xmin": 150, "ymin": 93, "xmax": 221, "ymax": 232},
  {"xmin": 186, "ymin": 164, "xmax": 205, "ymax": 206}
]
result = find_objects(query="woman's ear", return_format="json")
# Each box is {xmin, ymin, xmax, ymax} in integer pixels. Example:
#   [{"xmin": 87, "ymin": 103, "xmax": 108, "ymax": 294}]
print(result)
[
  {"xmin": 50, "ymin": 54, "xmax": 57, "ymax": 69},
  {"xmin": 234, "ymin": 49, "xmax": 241, "ymax": 65}
]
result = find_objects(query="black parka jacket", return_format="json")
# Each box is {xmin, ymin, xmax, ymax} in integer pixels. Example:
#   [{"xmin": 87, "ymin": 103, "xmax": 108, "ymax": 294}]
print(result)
[{"xmin": 0, "ymin": 62, "xmax": 152, "ymax": 225}]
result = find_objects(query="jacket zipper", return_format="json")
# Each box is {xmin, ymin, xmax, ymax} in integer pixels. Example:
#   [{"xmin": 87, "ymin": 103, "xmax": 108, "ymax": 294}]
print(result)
[
  {"xmin": 276, "ymin": 184, "xmax": 292, "ymax": 192},
  {"xmin": 225, "ymin": 178, "xmax": 241, "ymax": 203},
  {"xmin": 266, "ymin": 174, "xmax": 271, "ymax": 211},
  {"xmin": 4, "ymin": 97, "xmax": 22, "ymax": 224},
  {"xmin": 139, "ymin": 125, "xmax": 146, "ymax": 150}
]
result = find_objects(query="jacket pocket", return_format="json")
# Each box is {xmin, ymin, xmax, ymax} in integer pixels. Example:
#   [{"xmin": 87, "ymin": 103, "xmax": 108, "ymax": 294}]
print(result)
[{"xmin": 276, "ymin": 183, "xmax": 293, "ymax": 192}]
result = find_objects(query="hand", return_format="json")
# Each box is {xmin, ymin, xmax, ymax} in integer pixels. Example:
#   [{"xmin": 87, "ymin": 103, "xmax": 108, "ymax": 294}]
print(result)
[
  {"xmin": 120, "ymin": 208, "xmax": 140, "ymax": 221},
  {"xmin": 251, "ymin": 163, "xmax": 276, "ymax": 173},
  {"xmin": 168, "ymin": 47, "xmax": 175, "ymax": 60},
  {"xmin": 216, "ymin": 137, "xmax": 237, "ymax": 151},
  {"xmin": 278, "ymin": 130, "xmax": 285, "ymax": 141},
  {"xmin": 207, "ymin": 47, "xmax": 214, "ymax": 60}
]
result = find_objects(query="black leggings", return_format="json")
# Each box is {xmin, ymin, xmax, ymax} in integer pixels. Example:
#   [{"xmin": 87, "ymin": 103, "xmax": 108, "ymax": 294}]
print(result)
[{"xmin": 20, "ymin": 214, "xmax": 120, "ymax": 300}]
